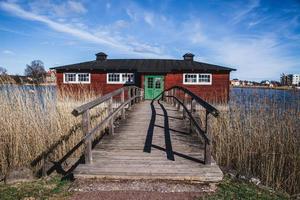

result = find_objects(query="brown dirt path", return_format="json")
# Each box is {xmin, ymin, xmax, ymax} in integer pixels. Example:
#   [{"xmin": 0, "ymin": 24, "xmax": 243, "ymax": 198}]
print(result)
[
  {"xmin": 68, "ymin": 179, "xmax": 215, "ymax": 200},
  {"xmin": 70, "ymin": 191, "xmax": 204, "ymax": 200}
]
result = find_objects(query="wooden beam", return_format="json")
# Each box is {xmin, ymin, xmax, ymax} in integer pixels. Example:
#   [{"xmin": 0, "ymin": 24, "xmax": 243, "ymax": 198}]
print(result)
[
  {"xmin": 83, "ymin": 110, "xmax": 92, "ymax": 164},
  {"xmin": 109, "ymin": 97, "xmax": 114, "ymax": 136},
  {"xmin": 72, "ymin": 86, "xmax": 140, "ymax": 116},
  {"xmin": 121, "ymin": 89, "xmax": 125, "ymax": 119},
  {"xmin": 204, "ymin": 111, "xmax": 211, "ymax": 165}
]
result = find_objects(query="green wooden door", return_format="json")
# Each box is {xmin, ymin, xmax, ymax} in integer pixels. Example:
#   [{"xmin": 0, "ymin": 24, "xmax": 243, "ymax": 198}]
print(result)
[{"xmin": 144, "ymin": 75, "xmax": 164, "ymax": 100}]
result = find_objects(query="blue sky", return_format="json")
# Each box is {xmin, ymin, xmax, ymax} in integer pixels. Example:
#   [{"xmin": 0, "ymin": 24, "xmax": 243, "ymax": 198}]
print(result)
[{"xmin": 0, "ymin": 0, "xmax": 299, "ymax": 81}]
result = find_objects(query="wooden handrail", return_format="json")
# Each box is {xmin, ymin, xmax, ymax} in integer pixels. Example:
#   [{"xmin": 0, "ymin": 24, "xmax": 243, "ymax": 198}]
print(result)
[
  {"xmin": 165, "ymin": 86, "xmax": 219, "ymax": 117},
  {"xmin": 165, "ymin": 95, "xmax": 210, "ymax": 144},
  {"xmin": 72, "ymin": 86, "xmax": 142, "ymax": 116},
  {"xmin": 73, "ymin": 86, "xmax": 144, "ymax": 164},
  {"xmin": 157, "ymin": 86, "xmax": 219, "ymax": 165}
]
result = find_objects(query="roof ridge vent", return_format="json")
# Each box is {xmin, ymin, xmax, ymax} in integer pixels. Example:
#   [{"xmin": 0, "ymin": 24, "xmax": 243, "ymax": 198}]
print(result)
[
  {"xmin": 96, "ymin": 52, "xmax": 108, "ymax": 61},
  {"xmin": 183, "ymin": 53, "xmax": 194, "ymax": 61}
]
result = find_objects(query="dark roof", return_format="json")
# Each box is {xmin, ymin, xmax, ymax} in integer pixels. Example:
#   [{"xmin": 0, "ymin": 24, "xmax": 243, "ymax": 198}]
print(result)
[
  {"xmin": 183, "ymin": 53, "xmax": 194, "ymax": 57},
  {"xmin": 51, "ymin": 59, "xmax": 235, "ymax": 73},
  {"xmin": 96, "ymin": 52, "xmax": 107, "ymax": 56}
]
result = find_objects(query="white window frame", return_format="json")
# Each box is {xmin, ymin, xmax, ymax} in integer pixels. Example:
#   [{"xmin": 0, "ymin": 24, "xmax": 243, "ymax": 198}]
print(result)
[
  {"xmin": 63, "ymin": 73, "xmax": 91, "ymax": 84},
  {"xmin": 183, "ymin": 73, "xmax": 212, "ymax": 85},
  {"xmin": 107, "ymin": 73, "xmax": 135, "ymax": 84},
  {"xmin": 77, "ymin": 73, "xmax": 91, "ymax": 84}
]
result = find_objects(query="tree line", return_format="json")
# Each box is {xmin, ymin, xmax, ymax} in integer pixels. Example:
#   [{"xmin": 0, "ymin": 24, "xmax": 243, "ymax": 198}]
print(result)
[{"xmin": 0, "ymin": 60, "xmax": 47, "ymax": 84}]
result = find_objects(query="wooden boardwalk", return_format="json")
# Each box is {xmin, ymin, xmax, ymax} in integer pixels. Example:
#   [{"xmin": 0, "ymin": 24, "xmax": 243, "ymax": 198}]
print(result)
[{"xmin": 74, "ymin": 100, "xmax": 223, "ymax": 182}]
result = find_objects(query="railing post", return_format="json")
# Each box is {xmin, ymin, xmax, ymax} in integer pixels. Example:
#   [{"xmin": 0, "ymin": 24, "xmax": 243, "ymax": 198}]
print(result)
[
  {"xmin": 121, "ymin": 89, "xmax": 125, "ymax": 119},
  {"xmin": 183, "ymin": 93, "xmax": 188, "ymax": 119},
  {"xmin": 190, "ymin": 98, "xmax": 194, "ymax": 113},
  {"xmin": 172, "ymin": 89, "xmax": 176, "ymax": 106},
  {"xmin": 41, "ymin": 152, "xmax": 47, "ymax": 177},
  {"xmin": 128, "ymin": 87, "xmax": 132, "ymax": 109},
  {"xmin": 83, "ymin": 109, "xmax": 92, "ymax": 164},
  {"xmin": 165, "ymin": 91, "xmax": 168, "ymax": 103},
  {"xmin": 140, "ymin": 89, "xmax": 143, "ymax": 102},
  {"xmin": 108, "ymin": 97, "xmax": 114, "ymax": 136},
  {"xmin": 176, "ymin": 89, "xmax": 180, "ymax": 111},
  {"xmin": 135, "ymin": 87, "xmax": 138, "ymax": 103},
  {"xmin": 204, "ymin": 110, "xmax": 212, "ymax": 165},
  {"xmin": 189, "ymin": 98, "xmax": 194, "ymax": 134}
]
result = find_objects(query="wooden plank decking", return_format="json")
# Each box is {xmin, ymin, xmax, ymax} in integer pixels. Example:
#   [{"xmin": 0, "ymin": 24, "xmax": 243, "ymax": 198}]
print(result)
[{"xmin": 74, "ymin": 100, "xmax": 223, "ymax": 182}]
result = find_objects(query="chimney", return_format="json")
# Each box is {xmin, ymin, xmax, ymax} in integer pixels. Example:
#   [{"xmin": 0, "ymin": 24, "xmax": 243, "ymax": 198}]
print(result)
[
  {"xmin": 96, "ymin": 52, "xmax": 108, "ymax": 61},
  {"xmin": 183, "ymin": 53, "xmax": 194, "ymax": 61}
]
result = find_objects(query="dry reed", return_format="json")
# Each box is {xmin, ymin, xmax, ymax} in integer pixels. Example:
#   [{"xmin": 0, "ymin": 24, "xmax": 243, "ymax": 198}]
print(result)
[
  {"xmin": 0, "ymin": 79, "xmax": 103, "ymax": 178},
  {"xmin": 209, "ymin": 88, "xmax": 300, "ymax": 195}
]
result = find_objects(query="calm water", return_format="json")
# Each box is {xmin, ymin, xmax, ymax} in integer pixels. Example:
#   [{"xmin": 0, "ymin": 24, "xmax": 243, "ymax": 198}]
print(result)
[
  {"xmin": 230, "ymin": 87, "xmax": 300, "ymax": 111},
  {"xmin": 0, "ymin": 85, "xmax": 57, "ymax": 110}
]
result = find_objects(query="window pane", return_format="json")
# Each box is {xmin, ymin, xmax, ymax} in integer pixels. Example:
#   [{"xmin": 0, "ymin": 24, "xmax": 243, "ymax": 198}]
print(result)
[
  {"xmin": 155, "ymin": 79, "xmax": 161, "ymax": 88},
  {"xmin": 122, "ymin": 73, "xmax": 134, "ymax": 83},
  {"xmin": 108, "ymin": 73, "xmax": 120, "ymax": 82},
  {"xmin": 148, "ymin": 77, "xmax": 153, "ymax": 88},
  {"xmin": 185, "ymin": 74, "xmax": 197, "ymax": 83},
  {"xmin": 78, "ymin": 73, "xmax": 90, "ymax": 82},
  {"xmin": 65, "ymin": 73, "xmax": 76, "ymax": 82},
  {"xmin": 199, "ymin": 74, "xmax": 210, "ymax": 83}
]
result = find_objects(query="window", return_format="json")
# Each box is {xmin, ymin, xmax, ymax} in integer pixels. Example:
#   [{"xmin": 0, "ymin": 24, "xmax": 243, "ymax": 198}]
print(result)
[
  {"xmin": 108, "ymin": 73, "xmax": 120, "ymax": 83},
  {"xmin": 198, "ymin": 74, "xmax": 211, "ymax": 83},
  {"xmin": 184, "ymin": 74, "xmax": 197, "ymax": 83},
  {"xmin": 63, "ymin": 73, "xmax": 90, "ymax": 84},
  {"xmin": 155, "ymin": 78, "xmax": 161, "ymax": 88},
  {"xmin": 183, "ymin": 73, "xmax": 212, "ymax": 85},
  {"xmin": 64, "ymin": 73, "xmax": 76, "ymax": 83},
  {"xmin": 121, "ymin": 73, "xmax": 134, "ymax": 83},
  {"xmin": 107, "ymin": 73, "xmax": 134, "ymax": 84},
  {"xmin": 78, "ymin": 73, "xmax": 90, "ymax": 83},
  {"xmin": 148, "ymin": 77, "xmax": 153, "ymax": 88}
]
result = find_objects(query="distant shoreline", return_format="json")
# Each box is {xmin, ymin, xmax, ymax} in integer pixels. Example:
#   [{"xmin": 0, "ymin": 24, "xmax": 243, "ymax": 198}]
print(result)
[
  {"xmin": 231, "ymin": 85, "xmax": 299, "ymax": 90},
  {"xmin": 0, "ymin": 83, "xmax": 56, "ymax": 86}
]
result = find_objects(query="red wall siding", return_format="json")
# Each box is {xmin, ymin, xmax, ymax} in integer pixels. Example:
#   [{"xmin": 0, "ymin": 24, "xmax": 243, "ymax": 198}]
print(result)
[
  {"xmin": 57, "ymin": 71, "xmax": 230, "ymax": 103},
  {"xmin": 57, "ymin": 72, "xmax": 125, "ymax": 96},
  {"xmin": 164, "ymin": 72, "xmax": 230, "ymax": 103}
]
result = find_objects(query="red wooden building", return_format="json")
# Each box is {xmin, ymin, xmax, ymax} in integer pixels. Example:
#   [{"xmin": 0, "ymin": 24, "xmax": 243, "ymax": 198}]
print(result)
[{"xmin": 52, "ymin": 52, "xmax": 235, "ymax": 103}]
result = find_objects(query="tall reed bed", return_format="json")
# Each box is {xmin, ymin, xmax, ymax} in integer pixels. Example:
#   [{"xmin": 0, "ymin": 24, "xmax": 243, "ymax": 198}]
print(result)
[
  {"xmin": 0, "ymin": 81, "xmax": 101, "ymax": 178},
  {"xmin": 210, "ymin": 88, "xmax": 300, "ymax": 195}
]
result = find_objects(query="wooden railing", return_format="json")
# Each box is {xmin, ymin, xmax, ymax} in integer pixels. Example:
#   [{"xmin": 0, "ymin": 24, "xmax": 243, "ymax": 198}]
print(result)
[
  {"xmin": 160, "ymin": 86, "xmax": 219, "ymax": 165},
  {"xmin": 72, "ymin": 86, "xmax": 144, "ymax": 164}
]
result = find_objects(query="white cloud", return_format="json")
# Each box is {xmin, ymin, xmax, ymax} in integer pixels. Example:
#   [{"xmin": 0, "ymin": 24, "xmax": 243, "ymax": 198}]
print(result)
[
  {"xmin": 0, "ymin": 1, "xmax": 169, "ymax": 58},
  {"xmin": 144, "ymin": 12, "xmax": 154, "ymax": 26},
  {"xmin": 192, "ymin": 33, "xmax": 299, "ymax": 80},
  {"xmin": 2, "ymin": 50, "xmax": 15, "ymax": 55},
  {"xmin": 126, "ymin": 8, "xmax": 137, "ymax": 21},
  {"xmin": 67, "ymin": 1, "xmax": 87, "ymax": 14},
  {"xmin": 28, "ymin": 0, "xmax": 86, "ymax": 18},
  {"xmin": 181, "ymin": 15, "xmax": 300, "ymax": 81},
  {"xmin": 231, "ymin": 0, "xmax": 260, "ymax": 24}
]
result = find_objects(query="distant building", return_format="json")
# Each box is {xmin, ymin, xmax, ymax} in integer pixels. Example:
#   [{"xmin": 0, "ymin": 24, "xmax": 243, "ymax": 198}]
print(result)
[
  {"xmin": 261, "ymin": 80, "xmax": 270, "ymax": 85},
  {"xmin": 45, "ymin": 70, "xmax": 56, "ymax": 84},
  {"xmin": 292, "ymin": 74, "xmax": 300, "ymax": 86},
  {"xmin": 230, "ymin": 79, "xmax": 240, "ymax": 86}
]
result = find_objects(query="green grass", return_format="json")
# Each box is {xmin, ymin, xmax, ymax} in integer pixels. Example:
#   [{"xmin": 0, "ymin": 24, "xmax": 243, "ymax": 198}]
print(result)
[
  {"xmin": 0, "ymin": 176, "xmax": 71, "ymax": 200},
  {"xmin": 201, "ymin": 176, "xmax": 289, "ymax": 200}
]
